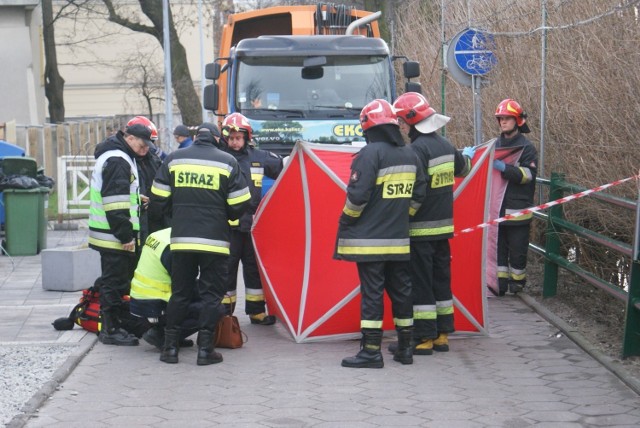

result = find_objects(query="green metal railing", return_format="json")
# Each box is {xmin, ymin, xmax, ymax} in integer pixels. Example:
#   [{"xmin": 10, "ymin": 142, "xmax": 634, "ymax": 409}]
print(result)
[{"xmin": 529, "ymin": 172, "xmax": 640, "ymax": 358}]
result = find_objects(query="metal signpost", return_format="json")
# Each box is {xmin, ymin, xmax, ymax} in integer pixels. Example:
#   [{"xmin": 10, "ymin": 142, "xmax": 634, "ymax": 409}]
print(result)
[{"xmin": 449, "ymin": 29, "xmax": 496, "ymax": 146}]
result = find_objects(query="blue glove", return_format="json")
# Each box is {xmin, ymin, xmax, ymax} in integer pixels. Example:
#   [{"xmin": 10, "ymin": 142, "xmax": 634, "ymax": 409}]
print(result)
[
  {"xmin": 493, "ymin": 160, "xmax": 506, "ymax": 172},
  {"xmin": 462, "ymin": 146, "xmax": 476, "ymax": 159}
]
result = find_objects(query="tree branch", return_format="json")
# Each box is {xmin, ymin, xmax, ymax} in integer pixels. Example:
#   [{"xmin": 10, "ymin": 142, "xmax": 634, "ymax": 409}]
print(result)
[{"xmin": 102, "ymin": 0, "xmax": 158, "ymax": 37}]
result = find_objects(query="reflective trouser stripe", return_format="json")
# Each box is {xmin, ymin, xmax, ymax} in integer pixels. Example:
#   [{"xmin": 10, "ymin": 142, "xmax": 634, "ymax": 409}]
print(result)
[
  {"xmin": 361, "ymin": 320, "xmax": 384, "ymax": 329},
  {"xmin": 246, "ymin": 288, "xmax": 264, "ymax": 302}
]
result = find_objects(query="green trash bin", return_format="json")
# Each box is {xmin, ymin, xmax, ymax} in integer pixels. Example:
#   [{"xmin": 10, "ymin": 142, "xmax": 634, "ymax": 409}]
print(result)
[{"xmin": 2, "ymin": 187, "xmax": 49, "ymax": 256}]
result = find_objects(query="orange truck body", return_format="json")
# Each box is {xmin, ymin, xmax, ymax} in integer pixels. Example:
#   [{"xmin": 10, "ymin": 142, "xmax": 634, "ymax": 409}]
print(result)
[{"xmin": 204, "ymin": 3, "xmax": 419, "ymax": 155}]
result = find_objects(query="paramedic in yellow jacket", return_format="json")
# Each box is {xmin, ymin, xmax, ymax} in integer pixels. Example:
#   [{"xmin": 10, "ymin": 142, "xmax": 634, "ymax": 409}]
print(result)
[{"xmin": 129, "ymin": 228, "xmax": 201, "ymax": 350}]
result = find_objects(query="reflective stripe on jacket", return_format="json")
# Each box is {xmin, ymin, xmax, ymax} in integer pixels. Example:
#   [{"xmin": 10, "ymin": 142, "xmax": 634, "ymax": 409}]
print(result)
[
  {"xmin": 409, "ymin": 132, "xmax": 471, "ymax": 241},
  {"xmin": 496, "ymin": 133, "xmax": 538, "ymax": 226},
  {"xmin": 130, "ymin": 228, "xmax": 172, "ymax": 302},
  {"xmin": 88, "ymin": 150, "xmax": 140, "ymax": 252},
  {"xmin": 335, "ymin": 139, "xmax": 425, "ymax": 262},
  {"xmin": 150, "ymin": 141, "xmax": 251, "ymax": 255}
]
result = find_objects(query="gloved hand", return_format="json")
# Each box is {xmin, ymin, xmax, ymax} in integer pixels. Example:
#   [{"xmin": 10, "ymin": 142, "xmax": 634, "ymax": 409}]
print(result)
[
  {"xmin": 493, "ymin": 160, "xmax": 506, "ymax": 172},
  {"xmin": 462, "ymin": 146, "xmax": 476, "ymax": 159}
]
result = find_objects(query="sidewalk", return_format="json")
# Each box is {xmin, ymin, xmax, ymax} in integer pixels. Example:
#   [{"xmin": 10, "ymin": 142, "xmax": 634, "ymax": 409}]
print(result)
[{"xmin": 2, "ymin": 222, "xmax": 640, "ymax": 427}]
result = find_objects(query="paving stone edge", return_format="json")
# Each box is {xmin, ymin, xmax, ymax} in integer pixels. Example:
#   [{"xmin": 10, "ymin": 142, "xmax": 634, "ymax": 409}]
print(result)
[{"xmin": 6, "ymin": 333, "xmax": 98, "ymax": 428}]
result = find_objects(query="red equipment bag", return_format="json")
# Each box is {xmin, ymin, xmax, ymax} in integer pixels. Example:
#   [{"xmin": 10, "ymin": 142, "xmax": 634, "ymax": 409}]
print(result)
[
  {"xmin": 51, "ymin": 287, "xmax": 101, "ymax": 334},
  {"xmin": 74, "ymin": 287, "xmax": 101, "ymax": 333}
]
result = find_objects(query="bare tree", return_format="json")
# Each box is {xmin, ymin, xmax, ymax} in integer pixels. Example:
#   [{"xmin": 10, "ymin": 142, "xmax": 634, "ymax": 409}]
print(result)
[
  {"xmin": 42, "ymin": 0, "xmax": 65, "ymax": 123},
  {"xmin": 102, "ymin": 0, "xmax": 202, "ymax": 125},
  {"xmin": 119, "ymin": 50, "xmax": 165, "ymax": 118}
]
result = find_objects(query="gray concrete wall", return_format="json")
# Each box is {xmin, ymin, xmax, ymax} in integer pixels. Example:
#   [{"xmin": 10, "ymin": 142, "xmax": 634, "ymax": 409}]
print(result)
[{"xmin": 0, "ymin": 2, "xmax": 45, "ymax": 126}]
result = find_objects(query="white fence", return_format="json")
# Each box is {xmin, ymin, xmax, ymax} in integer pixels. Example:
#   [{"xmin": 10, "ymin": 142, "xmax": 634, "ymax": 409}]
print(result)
[{"xmin": 57, "ymin": 156, "xmax": 94, "ymax": 218}]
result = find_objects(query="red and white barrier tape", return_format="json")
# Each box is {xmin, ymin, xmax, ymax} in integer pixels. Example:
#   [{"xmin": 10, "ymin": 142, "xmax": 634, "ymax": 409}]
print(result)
[{"xmin": 455, "ymin": 174, "xmax": 639, "ymax": 236}]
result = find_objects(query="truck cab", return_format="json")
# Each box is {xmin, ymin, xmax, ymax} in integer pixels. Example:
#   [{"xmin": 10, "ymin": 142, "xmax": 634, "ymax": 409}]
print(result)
[{"xmin": 204, "ymin": 4, "xmax": 420, "ymax": 156}]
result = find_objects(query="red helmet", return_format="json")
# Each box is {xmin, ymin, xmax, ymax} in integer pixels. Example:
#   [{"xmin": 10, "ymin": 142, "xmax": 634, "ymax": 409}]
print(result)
[
  {"xmin": 359, "ymin": 99, "xmax": 398, "ymax": 131},
  {"xmin": 127, "ymin": 116, "xmax": 158, "ymax": 141},
  {"xmin": 495, "ymin": 99, "xmax": 526, "ymax": 127},
  {"xmin": 222, "ymin": 113, "xmax": 252, "ymax": 140},
  {"xmin": 393, "ymin": 92, "xmax": 435, "ymax": 126}
]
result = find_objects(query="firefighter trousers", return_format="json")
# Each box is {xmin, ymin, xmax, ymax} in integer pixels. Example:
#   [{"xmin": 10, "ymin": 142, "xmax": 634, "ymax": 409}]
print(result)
[
  {"xmin": 225, "ymin": 229, "xmax": 266, "ymax": 315},
  {"xmin": 97, "ymin": 250, "xmax": 137, "ymax": 312},
  {"xmin": 96, "ymin": 250, "xmax": 148, "ymax": 335},
  {"xmin": 410, "ymin": 239, "xmax": 454, "ymax": 340},
  {"xmin": 356, "ymin": 261, "xmax": 413, "ymax": 329},
  {"xmin": 166, "ymin": 251, "xmax": 227, "ymax": 332},
  {"xmin": 497, "ymin": 223, "xmax": 531, "ymax": 291}
]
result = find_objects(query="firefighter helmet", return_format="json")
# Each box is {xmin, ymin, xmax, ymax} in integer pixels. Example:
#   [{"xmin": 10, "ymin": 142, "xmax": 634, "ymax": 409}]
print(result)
[
  {"xmin": 359, "ymin": 99, "xmax": 398, "ymax": 131},
  {"xmin": 393, "ymin": 92, "xmax": 449, "ymax": 134},
  {"xmin": 393, "ymin": 92, "xmax": 436, "ymax": 126},
  {"xmin": 495, "ymin": 99, "xmax": 530, "ymax": 133},
  {"xmin": 495, "ymin": 99, "xmax": 527, "ymax": 127},
  {"xmin": 222, "ymin": 112, "xmax": 253, "ymax": 140},
  {"xmin": 127, "ymin": 116, "xmax": 159, "ymax": 141}
]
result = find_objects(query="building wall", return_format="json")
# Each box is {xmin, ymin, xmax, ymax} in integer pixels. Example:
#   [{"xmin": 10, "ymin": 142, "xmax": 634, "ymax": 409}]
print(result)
[
  {"xmin": 54, "ymin": 1, "xmax": 216, "ymax": 120},
  {"xmin": 0, "ymin": 2, "xmax": 45, "ymax": 126}
]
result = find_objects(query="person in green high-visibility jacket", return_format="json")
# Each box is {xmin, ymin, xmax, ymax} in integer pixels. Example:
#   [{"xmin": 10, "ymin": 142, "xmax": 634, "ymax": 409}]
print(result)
[{"xmin": 89, "ymin": 123, "xmax": 155, "ymax": 347}]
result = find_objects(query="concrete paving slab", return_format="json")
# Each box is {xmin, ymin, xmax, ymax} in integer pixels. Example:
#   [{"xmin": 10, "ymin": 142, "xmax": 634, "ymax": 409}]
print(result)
[{"xmin": 1, "ymin": 220, "xmax": 640, "ymax": 427}]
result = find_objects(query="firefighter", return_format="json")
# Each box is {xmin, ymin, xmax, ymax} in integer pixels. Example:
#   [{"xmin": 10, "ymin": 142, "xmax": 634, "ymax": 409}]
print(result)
[
  {"xmin": 129, "ymin": 227, "xmax": 200, "ymax": 350},
  {"xmin": 335, "ymin": 99, "xmax": 426, "ymax": 368},
  {"xmin": 492, "ymin": 99, "xmax": 538, "ymax": 296},
  {"xmin": 124, "ymin": 116, "xmax": 164, "ymax": 240},
  {"xmin": 149, "ymin": 122, "xmax": 251, "ymax": 365},
  {"xmin": 220, "ymin": 113, "xmax": 283, "ymax": 326},
  {"xmin": 391, "ymin": 92, "xmax": 475, "ymax": 355},
  {"xmin": 89, "ymin": 122, "xmax": 155, "ymax": 346}
]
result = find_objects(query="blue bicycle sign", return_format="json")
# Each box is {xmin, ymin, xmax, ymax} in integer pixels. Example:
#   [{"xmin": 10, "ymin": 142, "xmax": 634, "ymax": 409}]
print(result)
[{"xmin": 454, "ymin": 29, "xmax": 496, "ymax": 76}]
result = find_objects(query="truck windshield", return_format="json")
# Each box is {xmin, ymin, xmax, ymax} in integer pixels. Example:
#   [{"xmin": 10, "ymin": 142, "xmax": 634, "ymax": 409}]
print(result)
[{"xmin": 236, "ymin": 55, "xmax": 391, "ymax": 117}]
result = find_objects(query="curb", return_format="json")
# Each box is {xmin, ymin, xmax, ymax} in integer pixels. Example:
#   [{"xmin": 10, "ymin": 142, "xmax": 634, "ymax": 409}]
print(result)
[
  {"xmin": 7, "ymin": 333, "xmax": 98, "ymax": 428},
  {"xmin": 519, "ymin": 293, "xmax": 640, "ymax": 396}
]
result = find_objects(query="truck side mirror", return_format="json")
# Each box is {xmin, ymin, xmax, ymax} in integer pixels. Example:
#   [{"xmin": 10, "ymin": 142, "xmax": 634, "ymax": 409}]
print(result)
[
  {"xmin": 203, "ymin": 83, "xmax": 219, "ymax": 112},
  {"xmin": 405, "ymin": 82, "xmax": 422, "ymax": 94},
  {"xmin": 205, "ymin": 63, "xmax": 221, "ymax": 80},
  {"xmin": 403, "ymin": 61, "xmax": 420, "ymax": 79}
]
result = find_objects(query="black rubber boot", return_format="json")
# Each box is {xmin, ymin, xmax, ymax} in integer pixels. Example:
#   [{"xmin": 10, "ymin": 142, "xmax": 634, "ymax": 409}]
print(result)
[
  {"xmin": 341, "ymin": 330, "xmax": 384, "ymax": 369},
  {"xmin": 99, "ymin": 310, "xmax": 139, "ymax": 346},
  {"xmin": 142, "ymin": 325, "xmax": 164, "ymax": 350},
  {"xmin": 387, "ymin": 340, "xmax": 416, "ymax": 354},
  {"xmin": 160, "ymin": 328, "xmax": 180, "ymax": 364},
  {"xmin": 196, "ymin": 329, "xmax": 223, "ymax": 366},
  {"xmin": 393, "ymin": 328, "xmax": 414, "ymax": 365},
  {"xmin": 249, "ymin": 313, "xmax": 276, "ymax": 325}
]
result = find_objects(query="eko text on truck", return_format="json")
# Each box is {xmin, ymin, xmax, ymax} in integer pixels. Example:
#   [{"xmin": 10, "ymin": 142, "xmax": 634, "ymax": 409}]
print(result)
[{"xmin": 203, "ymin": 2, "xmax": 422, "ymax": 157}]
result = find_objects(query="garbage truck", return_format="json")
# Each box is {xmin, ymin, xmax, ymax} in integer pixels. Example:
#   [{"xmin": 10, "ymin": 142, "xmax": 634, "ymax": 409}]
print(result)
[{"xmin": 203, "ymin": 2, "xmax": 421, "ymax": 156}]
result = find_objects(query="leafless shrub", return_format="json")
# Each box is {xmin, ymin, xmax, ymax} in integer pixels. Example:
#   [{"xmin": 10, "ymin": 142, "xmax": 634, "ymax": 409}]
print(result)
[{"xmin": 395, "ymin": 0, "xmax": 640, "ymax": 290}]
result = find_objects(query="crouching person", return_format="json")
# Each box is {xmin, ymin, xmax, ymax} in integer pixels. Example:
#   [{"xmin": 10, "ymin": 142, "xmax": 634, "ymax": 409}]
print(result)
[{"xmin": 129, "ymin": 227, "xmax": 202, "ymax": 350}]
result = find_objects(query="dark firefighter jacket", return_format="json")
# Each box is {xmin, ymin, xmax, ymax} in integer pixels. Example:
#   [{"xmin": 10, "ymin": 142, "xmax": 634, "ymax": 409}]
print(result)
[
  {"xmin": 88, "ymin": 131, "xmax": 140, "ymax": 253},
  {"xmin": 408, "ymin": 128, "xmax": 471, "ymax": 240},
  {"xmin": 496, "ymin": 132, "xmax": 538, "ymax": 226},
  {"xmin": 227, "ymin": 144, "xmax": 283, "ymax": 232},
  {"xmin": 149, "ymin": 135, "xmax": 251, "ymax": 255},
  {"xmin": 334, "ymin": 124, "xmax": 426, "ymax": 262}
]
